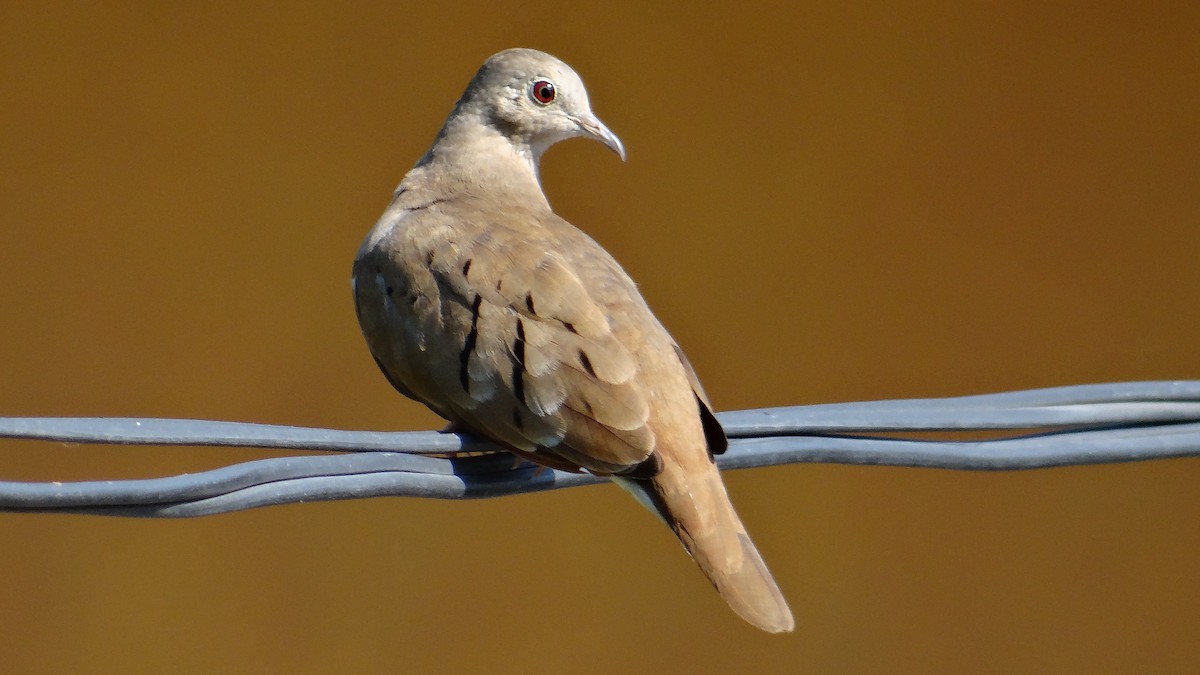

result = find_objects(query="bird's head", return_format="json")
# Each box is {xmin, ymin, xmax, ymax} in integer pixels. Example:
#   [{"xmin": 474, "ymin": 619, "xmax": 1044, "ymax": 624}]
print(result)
[{"xmin": 458, "ymin": 48, "xmax": 625, "ymax": 162}]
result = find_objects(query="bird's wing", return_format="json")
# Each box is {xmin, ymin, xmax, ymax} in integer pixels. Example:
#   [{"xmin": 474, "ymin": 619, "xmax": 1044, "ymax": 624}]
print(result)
[{"xmin": 355, "ymin": 209, "xmax": 656, "ymax": 474}]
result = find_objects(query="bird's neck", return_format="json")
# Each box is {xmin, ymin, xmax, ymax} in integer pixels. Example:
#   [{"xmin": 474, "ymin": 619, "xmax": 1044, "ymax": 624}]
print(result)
[{"xmin": 408, "ymin": 111, "xmax": 549, "ymax": 207}]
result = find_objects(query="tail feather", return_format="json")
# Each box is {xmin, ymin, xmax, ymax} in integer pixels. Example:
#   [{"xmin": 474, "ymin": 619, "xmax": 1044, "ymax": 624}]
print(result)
[{"xmin": 613, "ymin": 459, "xmax": 794, "ymax": 633}]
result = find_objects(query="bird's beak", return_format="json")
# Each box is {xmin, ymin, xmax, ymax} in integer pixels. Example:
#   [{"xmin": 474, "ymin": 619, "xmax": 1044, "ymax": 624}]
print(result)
[{"xmin": 574, "ymin": 113, "xmax": 626, "ymax": 161}]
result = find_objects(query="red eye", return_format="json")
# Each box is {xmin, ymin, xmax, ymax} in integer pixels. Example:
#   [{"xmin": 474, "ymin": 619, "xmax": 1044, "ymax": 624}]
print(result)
[{"xmin": 531, "ymin": 80, "xmax": 556, "ymax": 104}]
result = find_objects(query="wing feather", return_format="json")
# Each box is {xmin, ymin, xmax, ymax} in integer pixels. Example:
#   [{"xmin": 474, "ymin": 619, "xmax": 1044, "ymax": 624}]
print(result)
[{"xmin": 358, "ymin": 212, "xmax": 655, "ymax": 473}]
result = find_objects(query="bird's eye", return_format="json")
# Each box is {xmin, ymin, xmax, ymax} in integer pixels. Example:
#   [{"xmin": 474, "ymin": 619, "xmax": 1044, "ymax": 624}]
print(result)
[{"xmin": 531, "ymin": 80, "xmax": 556, "ymax": 105}]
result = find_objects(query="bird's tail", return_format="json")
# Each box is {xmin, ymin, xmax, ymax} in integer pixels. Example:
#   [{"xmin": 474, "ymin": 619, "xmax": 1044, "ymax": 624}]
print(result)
[{"xmin": 613, "ymin": 456, "xmax": 794, "ymax": 633}]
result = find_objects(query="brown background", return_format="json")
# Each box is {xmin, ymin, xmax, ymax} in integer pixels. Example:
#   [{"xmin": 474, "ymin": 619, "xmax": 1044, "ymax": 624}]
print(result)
[{"xmin": 1, "ymin": 2, "xmax": 1197, "ymax": 673}]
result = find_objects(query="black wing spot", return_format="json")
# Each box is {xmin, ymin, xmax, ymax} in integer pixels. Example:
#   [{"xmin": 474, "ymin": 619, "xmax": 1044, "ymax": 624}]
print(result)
[
  {"xmin": 563, "ymin": 322, "xmax": 577, "ymax": 334},
  {"xmin": 578, "ymin": 350, "xmax": 596, "ymax": 377},
  {"xmin": 697, "ymin": 395, "xmax": 728, "ymax": 458},
  {"xmin": 525, "ymin": 292, "xmax": 536, "ymax": 315},
  {"xmin": 514, "ymin": 319, "xmax": 527, "ymax": 364},
  {"xmin": 425, "ymin": 250, "xmax": 436, "ymax": 266},
  {"xmin": 512, "ymin": 408, "xmax": 525, "ymax": 431},
  {"xmin": 619, "ymin": 451, "xmax": 664, "ymax": 480},
  {"xmin": 512, "ymin": 363, "xmax": 526, "ymax": 406},
  {"xmin": 459, "ymin": 294, "xmax": 483, "ymax": 394},
  {"xmin": 409, "ymin": 198, "xmax": 448, "ymax": 212},
  {"xmin": 512, "ymin": 319, "xmax": 527, "ymax": 405},
  {"xmin": 462, "ymin": 259, "xmax": 473, "ymax": 277}
]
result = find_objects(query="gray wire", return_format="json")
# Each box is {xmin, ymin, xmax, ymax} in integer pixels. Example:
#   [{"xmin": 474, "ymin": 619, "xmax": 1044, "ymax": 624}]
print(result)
[{"xmin": 1, "ymin": 380, "xmax": 1197, "ymax": 518}]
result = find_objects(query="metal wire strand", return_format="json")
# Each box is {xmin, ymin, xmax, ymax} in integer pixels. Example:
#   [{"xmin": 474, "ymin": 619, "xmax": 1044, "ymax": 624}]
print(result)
[{"xmin": 0, "ymin": 380, "xmax": 1198, "ymax": 518}]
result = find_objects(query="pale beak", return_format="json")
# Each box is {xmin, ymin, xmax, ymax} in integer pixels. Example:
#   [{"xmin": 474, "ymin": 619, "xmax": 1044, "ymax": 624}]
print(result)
[{"xmin": 574, "ymin": 113, "xmax": 626, "ymax": 161}]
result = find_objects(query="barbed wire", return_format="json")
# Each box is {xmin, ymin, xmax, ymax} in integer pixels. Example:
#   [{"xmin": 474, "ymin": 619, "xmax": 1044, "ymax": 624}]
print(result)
[{"xmin": 0, "ymin": 380, "xmax": 1197, "ymax": 518}]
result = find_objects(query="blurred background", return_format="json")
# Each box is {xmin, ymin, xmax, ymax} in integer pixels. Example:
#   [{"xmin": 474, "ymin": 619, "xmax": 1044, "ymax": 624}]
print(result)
[{"xmin": 0, "ymin": 2, "xmax": 1197, "ymax": 673}]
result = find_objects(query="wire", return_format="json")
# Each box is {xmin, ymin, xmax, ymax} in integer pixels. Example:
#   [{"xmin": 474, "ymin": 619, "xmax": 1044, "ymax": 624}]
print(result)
[{"xmin": 0, "ymin": 380, "xmax": 1197, "ymax": 518}]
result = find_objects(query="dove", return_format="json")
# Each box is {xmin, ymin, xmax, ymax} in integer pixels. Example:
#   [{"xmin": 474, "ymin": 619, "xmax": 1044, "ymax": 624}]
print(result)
[{"xmin": 352, "ymin": 48, "xmax": 793, "ymax": 632}]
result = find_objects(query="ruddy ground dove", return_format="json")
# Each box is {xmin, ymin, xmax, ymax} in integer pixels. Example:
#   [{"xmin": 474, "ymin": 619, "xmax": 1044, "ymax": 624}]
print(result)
[{"xmin": 352, "ymin": 48, "xmax": 793, "ymax": 633}]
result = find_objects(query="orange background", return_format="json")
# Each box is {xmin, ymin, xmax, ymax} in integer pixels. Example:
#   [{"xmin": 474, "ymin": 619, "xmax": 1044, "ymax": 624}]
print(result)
[{"xmin": 1, "ymin": 3, "xmax": 1197, "ymax": 673}]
